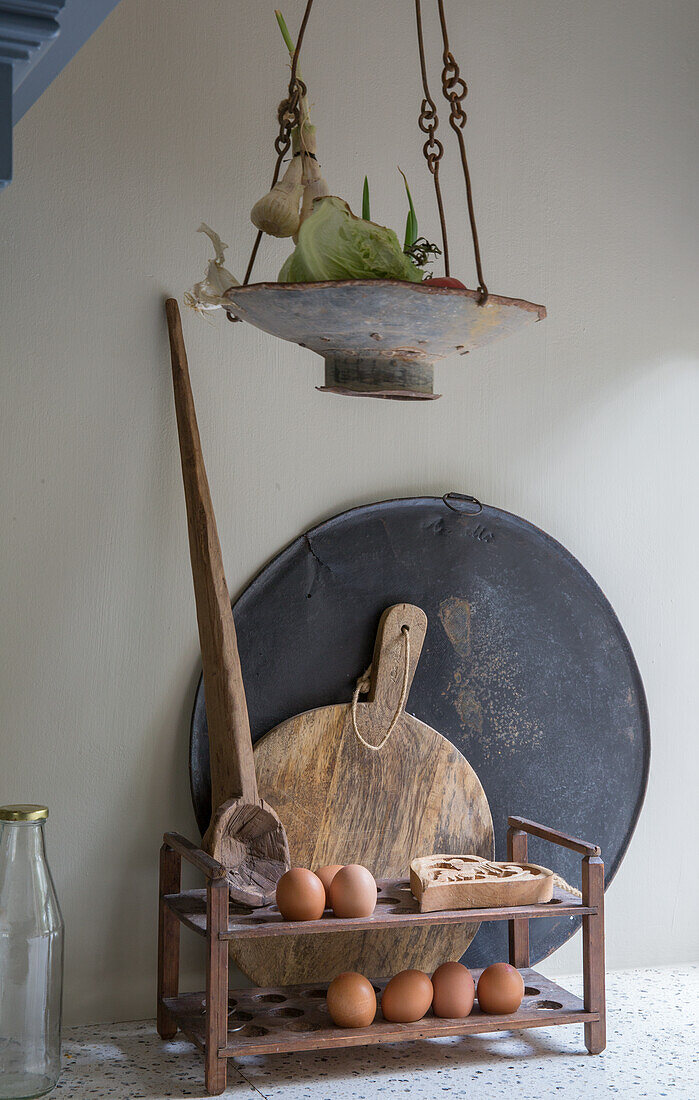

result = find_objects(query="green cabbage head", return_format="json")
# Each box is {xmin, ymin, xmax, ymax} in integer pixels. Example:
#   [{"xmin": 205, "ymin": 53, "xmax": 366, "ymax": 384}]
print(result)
[{"xmin": 278, "ymin": 196, "xmax": 424, "ymax": 284}]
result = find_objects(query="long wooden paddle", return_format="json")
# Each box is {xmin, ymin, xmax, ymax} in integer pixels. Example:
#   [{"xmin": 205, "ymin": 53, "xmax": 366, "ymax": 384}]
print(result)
[
  {"xmin": 233, "ymin": 602, "xmax": 494, "ymax": 986},
  {"xmin": 165, "ymin": 298, "xmax": 289, "ymax": 906}
]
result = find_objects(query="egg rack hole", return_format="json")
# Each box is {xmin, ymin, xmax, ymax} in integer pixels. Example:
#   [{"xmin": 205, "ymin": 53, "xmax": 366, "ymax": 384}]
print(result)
[
  {"xmin": 157, "ymin": 819, "xmax": 606, "ymax": 1096},
  {"xmin": 162, "ymin": 968, "xmax": 594, "ymax": 1060}
]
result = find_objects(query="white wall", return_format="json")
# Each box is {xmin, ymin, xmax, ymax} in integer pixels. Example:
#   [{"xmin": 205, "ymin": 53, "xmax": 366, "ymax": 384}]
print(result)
[{"xmin": 1, "ymin": 0, "xmax": 697, "ymax": 1026}]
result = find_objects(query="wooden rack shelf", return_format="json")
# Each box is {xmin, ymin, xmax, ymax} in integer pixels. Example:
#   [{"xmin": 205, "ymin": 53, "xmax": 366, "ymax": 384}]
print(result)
[
  {"xmin": 162, "ymin": 968, "xmax": 596, "ymax": 1058},
  {"xmin": 157, "ymin": 816, "xmax": 606, "ymax": 1095},
  {"xmin": 163, "ymin": 880, "xmax": 594, "ymax": 941}
]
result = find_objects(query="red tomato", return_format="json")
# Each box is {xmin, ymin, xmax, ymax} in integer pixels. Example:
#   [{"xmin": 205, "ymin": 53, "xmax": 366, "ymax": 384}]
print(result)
[{"xmin": 424, "ymin": 276, "xmax": 467, "ymax": 289}]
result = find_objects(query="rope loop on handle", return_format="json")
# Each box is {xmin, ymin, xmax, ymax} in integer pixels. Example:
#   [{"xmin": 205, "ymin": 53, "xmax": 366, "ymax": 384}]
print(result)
[{"xmin": 351, "ymin": 626, "xmax": 410, "ymax": 752}]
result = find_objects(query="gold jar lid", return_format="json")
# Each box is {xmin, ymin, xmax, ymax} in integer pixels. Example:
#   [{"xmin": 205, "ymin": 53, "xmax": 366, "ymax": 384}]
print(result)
[{"xmin": 0, "ymin": 805, "xmax": 49, "ymax": 822}]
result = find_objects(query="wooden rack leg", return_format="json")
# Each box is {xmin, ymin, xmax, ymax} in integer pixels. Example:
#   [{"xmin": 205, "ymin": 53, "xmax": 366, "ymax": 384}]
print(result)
[
  {"xmin": 157, "ymin": 843, "xmax": 181, "ymax": 1040},
  {"xmin": 507, "ymin": 826, "xmax": 530, "ymax": 967},
  {"xmin": 582, "ymin": 854, "xmax": 606, "ymax": 1054},
  {"xmin": 205, "ymin": 879, "xmax": 229, "ymax": 1095}
]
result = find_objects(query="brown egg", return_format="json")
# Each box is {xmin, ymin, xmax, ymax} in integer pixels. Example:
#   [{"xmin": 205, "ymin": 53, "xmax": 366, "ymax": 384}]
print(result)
[
  {"xmin": 275, "ymin": 868, "xmax": 326, "ymax": 922},
  {"xmin": 477, "ymin": 963, "xmax": 525, "ymax": 1015},
  {"xmin": 381, "ymin": 969, "xmax": 433, "ymax": 1022},
  {"xmin": 326, "ymin": 971, "xmax": 376, "ymax": 1028},
  {"xmin": 329, "ymin": 864, "xmax": 377, "ymax": 918},
  {"xmin": 431, "ymin": 961, "xmax": 475, "ymax": 1018},
  {"xmin": 315, "ymin": 864, "xmax": 343, "ymax": 906}
]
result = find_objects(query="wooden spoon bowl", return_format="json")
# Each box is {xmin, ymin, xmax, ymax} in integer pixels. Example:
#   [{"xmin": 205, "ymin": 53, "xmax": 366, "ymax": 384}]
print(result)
[{"xmin": 205, "ymin": 798, "xmax": 289, "ymax": 906}]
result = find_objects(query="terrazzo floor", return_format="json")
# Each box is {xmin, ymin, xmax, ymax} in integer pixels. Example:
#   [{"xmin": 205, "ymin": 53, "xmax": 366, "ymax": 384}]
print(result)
[{"xmin": 54, "ymin": 966, "xmax": 697, "ymax": 1099}]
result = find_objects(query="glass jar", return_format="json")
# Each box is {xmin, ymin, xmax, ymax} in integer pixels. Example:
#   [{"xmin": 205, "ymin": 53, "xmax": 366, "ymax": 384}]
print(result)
[{"xmin": 0, "ymin": 806, "xmax": 64, "ymax": 1099}]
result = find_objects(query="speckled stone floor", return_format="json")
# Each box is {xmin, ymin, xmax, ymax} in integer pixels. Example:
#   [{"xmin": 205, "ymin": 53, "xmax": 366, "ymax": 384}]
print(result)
[{"xmin": 54, "ymin": 967, "xmax": 698, "ymax": 1099}]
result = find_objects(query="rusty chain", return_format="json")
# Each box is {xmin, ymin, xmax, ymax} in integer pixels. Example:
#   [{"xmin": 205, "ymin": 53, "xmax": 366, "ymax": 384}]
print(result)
[
  {"xmin": 414, "ymin": 0, "xmax": 450, "ymax": 275},
  {"xmin": 436, "ymin": 0, "xmax": 488, "ymax": 300}
]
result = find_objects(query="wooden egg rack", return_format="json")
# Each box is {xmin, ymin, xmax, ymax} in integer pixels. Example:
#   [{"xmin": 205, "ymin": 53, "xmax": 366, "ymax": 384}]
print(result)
[{"xmin": 157, "ymin": 816, "xmax": 606, "ymax": 1096}]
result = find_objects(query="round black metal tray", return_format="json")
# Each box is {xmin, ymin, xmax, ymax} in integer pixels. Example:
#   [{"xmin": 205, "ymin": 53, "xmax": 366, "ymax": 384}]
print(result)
[{"xmin": 190, "ymin": 494, "xmax": 649, "ymax": 968}]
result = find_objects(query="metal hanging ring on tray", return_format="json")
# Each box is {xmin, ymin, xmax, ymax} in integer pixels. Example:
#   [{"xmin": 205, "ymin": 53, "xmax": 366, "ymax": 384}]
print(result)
[{"xmin": 442, "ymin": 492, "xmax": 483, "ymax": 515}]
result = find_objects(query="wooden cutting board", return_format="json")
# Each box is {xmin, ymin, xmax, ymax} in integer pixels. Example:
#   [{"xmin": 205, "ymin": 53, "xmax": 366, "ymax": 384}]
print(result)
[
  {"xmin": 192, "ymin": 493, "xmax": 650, "ymax": 969},
  {"xmin": 230, "ymin": 603, "xmax": 494, "ymax": 987}
]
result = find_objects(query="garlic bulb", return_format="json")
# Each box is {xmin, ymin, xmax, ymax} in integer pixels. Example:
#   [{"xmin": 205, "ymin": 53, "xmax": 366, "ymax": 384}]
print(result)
[
  {"xmin": 250, "ymin": 154, "xmax": 303, "ymax": 238},
  {"xmin": 184, "ymin": 223, "xmax": 239, "ymax": 313}
]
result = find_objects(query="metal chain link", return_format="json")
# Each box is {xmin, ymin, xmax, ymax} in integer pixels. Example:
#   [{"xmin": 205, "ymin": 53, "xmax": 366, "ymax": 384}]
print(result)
[
  {"xmin": 415, "ymin": 0, "xmax": 450, "ymax": 275},
  {"xmin": 436, "ymin": 0, "xmax": 488, "ymax": 300}
]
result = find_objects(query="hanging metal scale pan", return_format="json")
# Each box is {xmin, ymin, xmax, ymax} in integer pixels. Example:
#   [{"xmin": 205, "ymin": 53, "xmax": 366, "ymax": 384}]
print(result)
[
  {"xmin": 190, "ymin": 494, "xmax": 649, "ymax": 968},
  {"xmin": 223, "ymin": 281, "xmax": 545, "ymax": 400}
]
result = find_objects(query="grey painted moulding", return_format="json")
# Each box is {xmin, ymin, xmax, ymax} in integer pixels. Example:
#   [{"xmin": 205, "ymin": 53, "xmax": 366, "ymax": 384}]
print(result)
[
  {"xmin": 1, "ymin": 0, "xmax": 122, "ymax": 189},
  {"xmin": 0, "ymin": 0, "xmax": 66, "ymax": 187},
  {"xmin": 223, "ymin": 280, "xmax": 546, "ymax": 400}
]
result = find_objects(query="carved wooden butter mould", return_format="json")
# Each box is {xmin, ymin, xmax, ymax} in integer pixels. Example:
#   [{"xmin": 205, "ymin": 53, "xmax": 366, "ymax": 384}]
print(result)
[{"xmin": 410, "ymin": 855, "xmax": 554, "ymax": 912}]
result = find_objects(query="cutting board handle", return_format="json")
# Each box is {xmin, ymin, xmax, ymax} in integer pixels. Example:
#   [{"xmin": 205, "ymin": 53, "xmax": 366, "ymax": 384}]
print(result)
[
  {"xmin": 366, "ymin": 604, "xmax": 427, "ymax": 714},
  {"xmin": 166, "ymin": 298, "xmax": 259, "ymax": 812}
]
